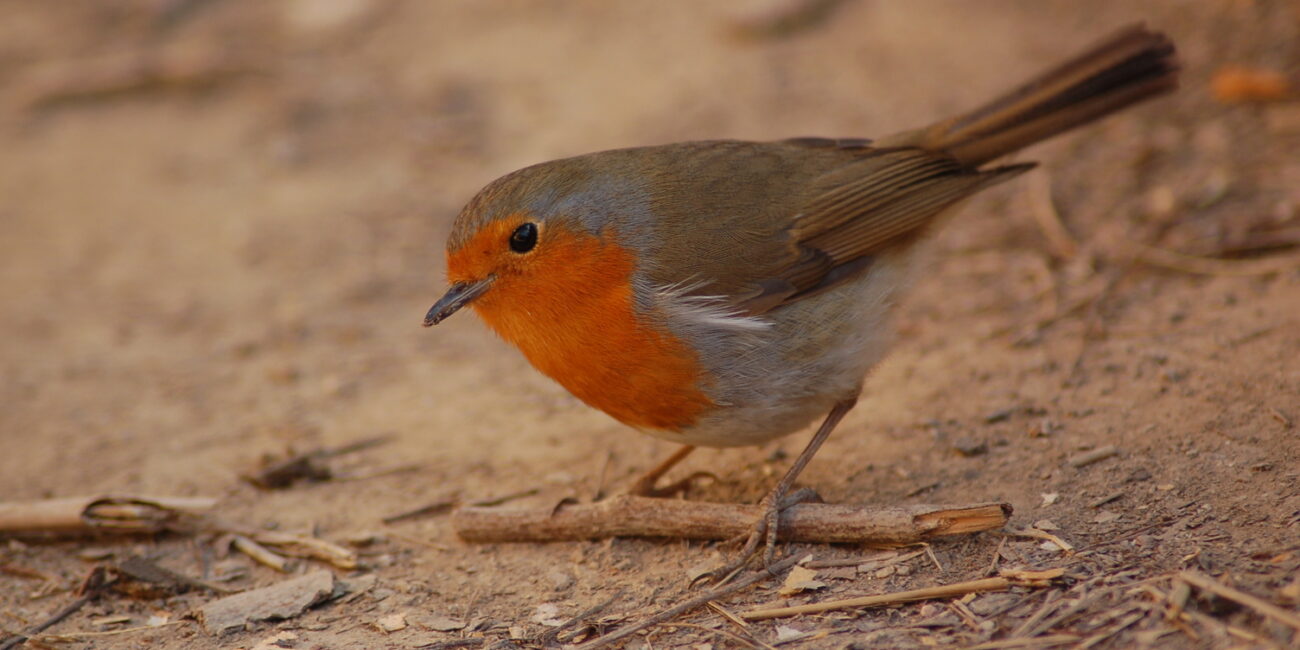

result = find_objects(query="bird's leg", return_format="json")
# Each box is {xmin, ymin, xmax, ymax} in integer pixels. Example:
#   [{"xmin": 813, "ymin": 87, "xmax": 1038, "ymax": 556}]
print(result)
[
  {"xmin": 701, "ymin": 398, "xmax": 857, "ymax": 584},
  {"xmin": 626, "ymin": 445, "xmax": 714, "ymax": 498}
]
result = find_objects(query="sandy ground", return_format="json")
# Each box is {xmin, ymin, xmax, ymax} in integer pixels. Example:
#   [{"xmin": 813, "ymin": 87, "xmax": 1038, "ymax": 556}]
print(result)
[{"xmin": 1, "ymin": 1, "xmax": 1298, "ymax": 648}]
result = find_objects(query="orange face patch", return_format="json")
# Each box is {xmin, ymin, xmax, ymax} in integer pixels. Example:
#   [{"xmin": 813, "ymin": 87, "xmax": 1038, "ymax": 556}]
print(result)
[{"xmin": 447, "ymin": 216, "xmax": 713, "ymax": 431}]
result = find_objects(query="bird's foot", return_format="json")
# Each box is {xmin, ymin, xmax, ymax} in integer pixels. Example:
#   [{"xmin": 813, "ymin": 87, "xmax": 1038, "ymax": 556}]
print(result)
[{"xmin": 692, "ymin": 487, "xmax": 823, "ymax": 586}]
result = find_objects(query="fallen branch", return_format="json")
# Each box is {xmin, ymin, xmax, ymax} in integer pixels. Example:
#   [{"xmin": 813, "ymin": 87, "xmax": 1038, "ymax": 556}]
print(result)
[
  {"xmin": 452, "ymin": 495, "xmax": 1010, "ymax": 544},
  {"xmin": 741, "ymin": 568, "xmax": 1064, "ymax": 620}
]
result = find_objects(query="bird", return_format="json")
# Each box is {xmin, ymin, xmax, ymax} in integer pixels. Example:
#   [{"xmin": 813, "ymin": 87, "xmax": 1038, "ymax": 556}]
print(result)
[{"xmin": 424, "ymin": 25, "xmax": 1178, "ymax": 573}]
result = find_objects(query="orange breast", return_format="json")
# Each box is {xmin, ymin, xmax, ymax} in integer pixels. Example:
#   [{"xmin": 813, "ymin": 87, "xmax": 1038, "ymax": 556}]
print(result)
[{"xmin": 448, "ymin": 219, "xmax": 713, "ymax": 431}]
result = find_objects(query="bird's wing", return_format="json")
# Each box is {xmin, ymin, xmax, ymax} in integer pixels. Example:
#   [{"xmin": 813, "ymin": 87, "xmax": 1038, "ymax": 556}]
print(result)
[{"xmin": 638, "ymin": 139, "xmax": 1030, "ymax": 316}]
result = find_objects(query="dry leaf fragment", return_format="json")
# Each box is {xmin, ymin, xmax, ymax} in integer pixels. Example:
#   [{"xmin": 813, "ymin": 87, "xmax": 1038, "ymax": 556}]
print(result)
[
  {"xmin": 531, "ymin": 603, "xmax": 564, "ymax": 627},
  {"xmin": 1094, "ymin": 510, "xmax": 1121, "ymax": 524},
  {"xmin": 376, "ymin": 613, "xmax": 407, "ymax": 633},
  {"xmin": 778, "ymin": 565, "xmax": 825, "ymax": 596},
  {"xmin": 251, "ymin": 631, "xmax": 299, "ymax": 650},
  {"xmin": 775, "ymin": 624, "xmax": 811, "ymax": 643}
]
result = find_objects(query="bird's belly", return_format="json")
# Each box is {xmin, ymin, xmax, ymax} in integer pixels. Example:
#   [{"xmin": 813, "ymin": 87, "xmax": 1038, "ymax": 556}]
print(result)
[{"xmin": 657, "ymin": 252, "xmax": 910, "ymax": 447}]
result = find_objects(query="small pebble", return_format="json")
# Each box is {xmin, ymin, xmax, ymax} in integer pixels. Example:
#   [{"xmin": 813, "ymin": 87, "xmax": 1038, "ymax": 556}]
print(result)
[{"xmin": 547, "ymin": 569, "xmax": 574, "ymax": 592}]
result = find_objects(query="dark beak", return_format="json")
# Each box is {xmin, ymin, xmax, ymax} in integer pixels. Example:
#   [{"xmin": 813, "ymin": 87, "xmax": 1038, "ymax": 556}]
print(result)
[{"xmin": 423, "ymin": 277, "xmax": 494, "ymax": 326}]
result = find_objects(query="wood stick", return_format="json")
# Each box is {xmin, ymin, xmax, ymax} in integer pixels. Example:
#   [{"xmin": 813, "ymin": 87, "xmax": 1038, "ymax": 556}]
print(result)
[
  {"xmin": 452, "ymin": 495, "xmax": 1010, "ymax": 544},
  {"xmin": 0, "ymin": 496, "xmax": 216, "ymax": 538}
]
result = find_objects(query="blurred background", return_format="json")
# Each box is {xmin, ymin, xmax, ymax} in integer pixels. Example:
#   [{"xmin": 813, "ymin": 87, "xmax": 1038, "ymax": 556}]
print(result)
[{"xmin": 1, "ymin": 1, "xmax": 1297, "ymax": 647}]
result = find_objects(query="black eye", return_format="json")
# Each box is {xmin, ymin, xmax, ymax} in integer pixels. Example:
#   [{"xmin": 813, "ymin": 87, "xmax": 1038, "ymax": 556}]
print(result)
[{"xmin": 509, "ymin": 222, "xmax": 538, "ymax": 253}]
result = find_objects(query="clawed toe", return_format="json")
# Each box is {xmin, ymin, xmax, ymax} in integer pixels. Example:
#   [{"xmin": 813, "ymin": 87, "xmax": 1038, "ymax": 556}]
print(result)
[{"xmin": 691, "ymin": 493, "xmax": 790, "ymax": 586}]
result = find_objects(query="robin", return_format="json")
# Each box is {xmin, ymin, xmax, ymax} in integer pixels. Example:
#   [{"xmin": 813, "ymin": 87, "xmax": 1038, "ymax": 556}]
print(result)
[{"xmin": 425, "ymin": 25, "xmax": 1177, "ymax": 572}]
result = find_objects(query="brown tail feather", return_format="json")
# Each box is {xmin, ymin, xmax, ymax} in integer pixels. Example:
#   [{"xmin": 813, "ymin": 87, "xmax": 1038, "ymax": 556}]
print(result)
[{"xmin": 885, "ymin": 24, "xmax": 1179, "ymax": 167}]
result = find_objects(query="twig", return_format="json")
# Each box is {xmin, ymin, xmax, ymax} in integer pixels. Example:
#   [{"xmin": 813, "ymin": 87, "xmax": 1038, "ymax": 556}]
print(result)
[
  {"xmin": 741, "ymin": 570, "xmax": 1063, "ymax": 620},
  {"xmin": 1027, "ymin": 171, "xmax": 1079, "ymax": 260},
  {"xmin": 705, "ymin": 600, "xmax": 771, "ymax": 650},
  {"xmin": 575, "ymin": 554, "xmax": 803, "ymax": 650},
  {"xmin": 1079, "ymin": 610, "xmax": 1145, "ymax": 648},
  {"xmin": 332, "ymin": 463, "xmax": 423, "ymax": 482},
  {"xmin": 453, "ymin": 496, "xmax": 1010, "ymax": 544},
  {"xmin": 415, "ymin": 639, "xmax": 485, "ymax": 650},
  {"xmin": 468, "ymin": 488, "xmax": 541, "ymax": 508},
  {"xmin": 0, "ymin": 567, "xmax": 116, "ymax": 650},
  {"xmin": 962, "ymin": 634, "xmax": 1081, "ymax": 649},
  {"xmin": 231, "ymin": 534, "xmax": 287, "ymax": 572},
  {"xmin": 1088, "ymin": 492, "xmax": 1124, "ymax": 509},
  {"xmin": 21, "ymin": 621, "xmax": 185, "ymax": 644},
  {"xmin": 922, "ymin": 543, "xmax": 945, "ymax": 572},
  {"xmin": 660, "ymin": 622, "xmax": 765, "ymax": 649},
  {"xmin": 1009, "ymin": 590, "xmax": 1063, "ymax": 638},
  {"xmin": 245, "ymin": 435, "xmax": 395, "ymax": 489},
  {"xmin": 238, "ymin": 529, "xmax": 358, "ymax": 569},
  {"xmin": 1067, "ymin": 445, "xmax": 1119, "ymax": 468},
  {"xmin": 382, "ymin": 498, "xmax": 458, "ymax": 524},
  {"xmin": 383, "ymin": 488, "xmax": 541, "ymax": 525},
  {"xmin": 385, "ymin": 531, "xmax": 450, "ymax": 552},
  {"xmin": 17, "ymin": 48, "xmax": 254, "ymax": 113},
  {"xmin": 807, "ymin": 549, "xmax": 924, "ymax": 570},
  {"xmin": 1123, "ymin": 240, "xmax": 1300, "ymax": 276},
  {"xmin": 706, "ymin": 601, "xmax": 747, "ymax": 627},
  {"xmin": 539, "ymin": 591, "xmax": 623, "ymax": 645},
  {"xmin": 1269, "ymin": 407, "xmax": 1293, "ymax": 429},
  {"xmin": 1004, "ymin": 527, "xmax": 1075, "ymax": 553},
  {"xmin": 1018, "ymin": 573, "xmax": 1153, "ymax": 639},
  {"xmin": 1177, "ymin": 571, "xmax": 1300, "ymax": 632},
  {"xmin": 988, "ymin": 537, "xmax": 1007, "ymax": 575},
  {"xmin": 1178, "ymin": 610, "xmax": 1282, "ymax": 648},
  {"xmin": 728, "ymin": 0, "xmax": 851, "ymax": 41}
]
